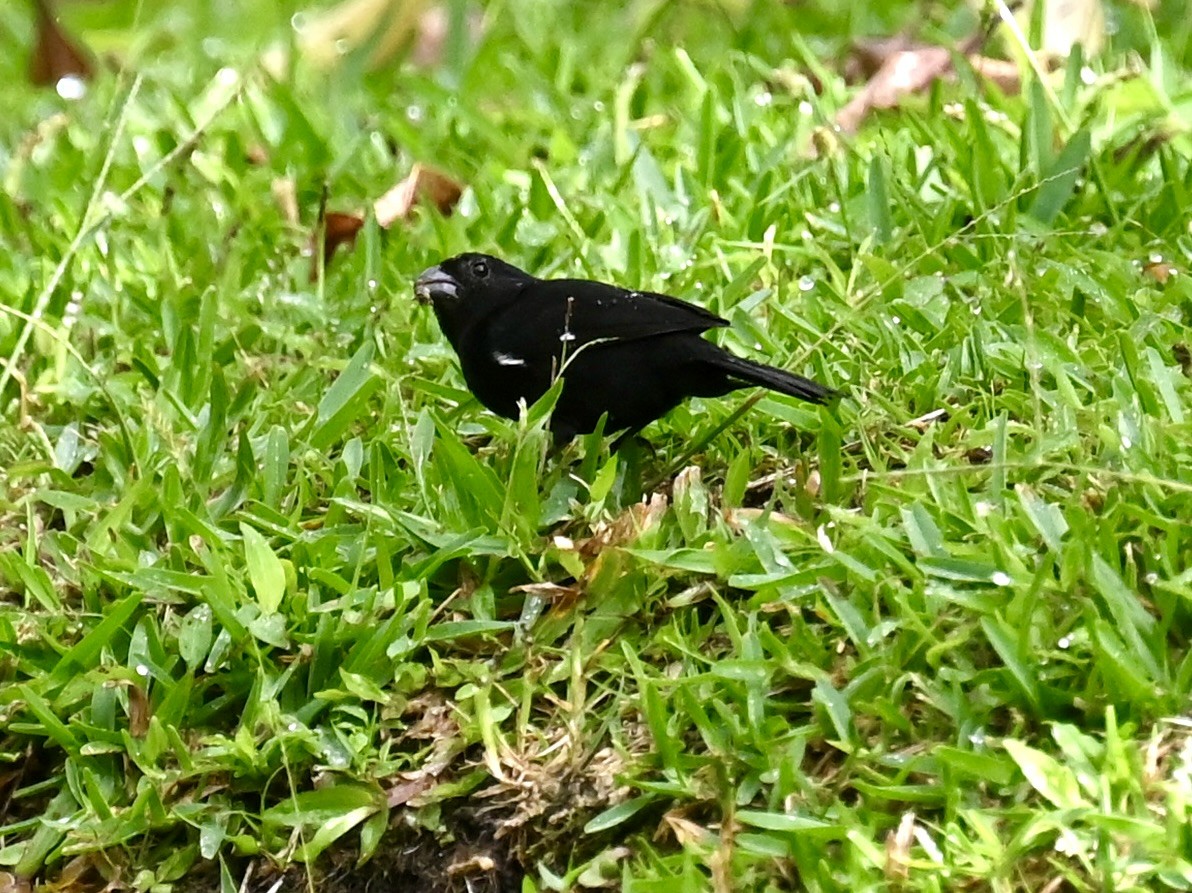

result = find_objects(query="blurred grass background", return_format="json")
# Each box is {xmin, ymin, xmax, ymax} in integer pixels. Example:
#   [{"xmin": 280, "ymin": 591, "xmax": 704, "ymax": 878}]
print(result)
[{"xmin": 2, "ymin": 1, "xmax": 1192, "ymax": 891}]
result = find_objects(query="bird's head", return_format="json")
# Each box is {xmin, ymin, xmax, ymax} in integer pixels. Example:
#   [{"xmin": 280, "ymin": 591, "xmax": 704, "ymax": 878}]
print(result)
[
  {"xmin": 415, "ymin": 253, "xmax": 535, "ymax": 345},
  {"xmin": 415, "ymin": 253, "xmax": 533, "ymax": 305}
]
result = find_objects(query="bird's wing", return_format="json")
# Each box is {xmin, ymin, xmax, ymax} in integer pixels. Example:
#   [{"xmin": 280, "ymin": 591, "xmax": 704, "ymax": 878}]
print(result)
[{"xmin": 484, "ymin": 279, "xmax": 727, "ymax": 356}]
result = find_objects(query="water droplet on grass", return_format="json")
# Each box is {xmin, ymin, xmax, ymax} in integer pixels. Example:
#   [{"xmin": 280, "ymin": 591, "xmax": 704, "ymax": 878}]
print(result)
[
  {"xmin": 56, "ymin": 76, "xmax": 86, "ymax": 101},
  {"xmin": 798, "ymin": 275, "xmax": 814, "ymax": 292},
  {"xmin": 991, "ymin": 571, "xmax": 1011, "ymax": 586}
]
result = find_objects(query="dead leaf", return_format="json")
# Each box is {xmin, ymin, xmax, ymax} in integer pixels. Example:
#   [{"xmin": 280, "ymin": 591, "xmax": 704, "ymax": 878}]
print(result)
[
  {"xmin": 723, "ymin": 507, "xmax": 803, "ymax": 532},
  {"xmin": 40, "ymin": 855, "xmax": 100, "ymax": 893},
  {"xmin": 657, "ymin": 810, "xmax": 714, "ymax": 848},
  {"xmin": 835, "ymin": 26, "xmax": 1011, "ymax": 133},
  {"xmin": 28, "ymin": 0, "xmax": 94, "ymax": 89},
  {"xmin": 1039, "ymin": 877, "xmax": 1068, "ymax": 893},
  {"xmin": 446, "ymin": 854, "xmax": 496, "ymax": 877},
  {"xmin": 848, "ymin": 36, "xmax": 1015, "ymax": 95},
  {"xmin": 412, "ymin": 4, "xmax": 486, "ymax": 67},
  {"xmin": 310, "ymin": 211, "xmax": 364, "ymax": 281},
  {"xmin": 374, "ymin": 163, "xmax": 463, "ymax": 227},
  {"xmin": 885, "ymin": 811, "xmax": 916, "ymax": 880},
  {"xmin": 511, "ymin": 581, "xmax": 583, "ymax": 601},
  {"xmin": 127, "ymin": 681, "xmax": 150, "ymax": 737},
  {"xmin": 271, "ymin": 178, "xmax": 299, "ymax": 226},
  {"xmin": 386, "ymin": 775, "xmax": 435, "ymax": 807},
  {"xmin": 265, "ymin": 0, "xmax": 429, "ymax": 74},
  {"xmin": 845, "ymin": 33, "xmax": 921, "ymax": 82},
  {"xmin": 577, "ymin": 492, "xmax": 668, "ymax": 560},
  {"xmin": 0, "ymin": 873, "xmax": 30, "ymax": 893},
  {"xmin": 804, "ymin": 467, "xmax": 821, "ymax": 499},
  {"xmin": 837, "ymin": 46, "xmax": 954, "ymax": 133},
  {"xmin": 969, "ymin": 56, "xmax": 1022, "ymax": 94},
  {"xmin": 907, "ymin": 408, "xmax": 949, "ymax": 431},
  {"xmin": 1025, "ymin": 0, "xmax": 1106, "ymax": 58},
  {"xmin": 1142, "ymin": 258, "xmax": 1176, "ymax": 285},
  {"xmin": 402, "ymin": 692, "xmax": 457, "ymax": 739},
  {"xmin": 710, "ymin": 811, "xmax": 737, "ymax": 893}
]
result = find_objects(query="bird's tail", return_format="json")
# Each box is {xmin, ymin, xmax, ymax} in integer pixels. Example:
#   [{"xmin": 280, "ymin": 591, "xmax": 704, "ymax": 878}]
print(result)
[{"xmin": 713, "ymin": 352, "xmax": 838, "ymax": 405}]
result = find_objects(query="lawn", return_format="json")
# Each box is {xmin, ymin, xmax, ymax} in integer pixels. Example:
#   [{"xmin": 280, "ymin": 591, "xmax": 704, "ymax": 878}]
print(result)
[{"xmin": 2, "ymin": 0, "xmax": 1192, "ymax": 890}]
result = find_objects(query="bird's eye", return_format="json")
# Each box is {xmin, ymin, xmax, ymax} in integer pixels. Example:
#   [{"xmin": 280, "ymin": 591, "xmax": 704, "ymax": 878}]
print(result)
[{"xmin": 472, "ymin": 259, "xmax": 490, "ymax": 278}]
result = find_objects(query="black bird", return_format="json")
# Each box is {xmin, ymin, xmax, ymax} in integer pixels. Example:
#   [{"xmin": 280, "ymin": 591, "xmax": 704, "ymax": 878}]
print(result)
[{"xmin": 414, "ymin": 253, "xmax": 836, "ymax": 441}]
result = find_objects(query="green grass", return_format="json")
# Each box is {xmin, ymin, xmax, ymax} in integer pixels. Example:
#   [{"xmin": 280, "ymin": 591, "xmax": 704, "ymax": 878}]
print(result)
[{"xmin": 2, "ymin": 0, "xmax": 1192, "ymax": 890}]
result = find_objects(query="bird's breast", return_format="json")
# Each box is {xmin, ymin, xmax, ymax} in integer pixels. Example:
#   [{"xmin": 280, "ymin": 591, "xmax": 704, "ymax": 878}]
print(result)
[{"xmin": 456, "ymin": 338, "xmax": 556, "ymax": 420}]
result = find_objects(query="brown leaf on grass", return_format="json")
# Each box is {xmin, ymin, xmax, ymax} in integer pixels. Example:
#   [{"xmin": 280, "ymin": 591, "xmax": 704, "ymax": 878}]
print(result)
[
  {"xmin": 969, "ymin": 56, "xmax": 1022, "ymax": 94},
  {"xmin": 29, "ymin": 0, "xmax": 94, "ymax": 88},
  {"xmin": 245, "ymin": 144, "xmax": 270, "ymax": 166},
  {"xmin": 906, "ymin": 408, "xmax": 949, "ymax": 431},
  {"xmin": 847, "ymin": 34, "xmax": 1021, "ymax": 93},
  {"xmin": 835, "ymin": 26, "xmax": 1017, "ymax": 134},
  {"xmin": 126, "ymin": 681, "xmax": 151, "ymax": 737},
  {"xmin": 577, "ymin": 492, "xmax": 668, "ymax": 560},
  {"xmin": 885, "ymin": 811, "xmax": 916, "ymax": 881},
  {"xmin": 386, "ymin": 775, "xmax": 436, "ymax": 807},
  {"xmin": 845, "ymin": 33, "xmax": 921, "ymax": 82},
  {"xmin": 374, "ymin": 163, "xmax": 464, "ymax": 228},
  {"xmin": 1031, "ymin": 0, "xmax": 1105, "ymax": 58},
  {"xmin": 41, "ymin": 854, "xmax": 101, "ymax": 893},
  {"xmin": 723, "ymin": 507, "xmax": 803, "ymax": 533},
  {"xmin": 446, "ymin": 855, "xmax": 496, "ymax": 877},
  {"xmin": 511, "ymin": 581, "xmax": 583, "ymax": 602},
  {"xmin": 309, "ymin": 210, "xmax": 364, "ymax": 281},
  {"xmin": 1142, "ymin": 258, "xmax": 1176, "ymax": 285},
  {"xmin": 271, "ymin": 177, "xmax": 300, "ymax": 226},
  {"xmin": 837, "ymin": 46, "xmax": 955, "ymax": 133},
  {"xmin": 265, "ymin": 0, "xmax": 429, "ymax": 74},
  {"xmin": 657, "ymin": 810, "xmax": 714, "ymax": 848},
  {"xmin": 411, "ymin": 4, "xmax": 486, "ymax": 68},
  {"xmin": 401, "ymin": 692, "xmax": 457, "ymax": 740},
  {"xmin": 0, "ymin": 872, "xmax": 32, "ymax": 893}
]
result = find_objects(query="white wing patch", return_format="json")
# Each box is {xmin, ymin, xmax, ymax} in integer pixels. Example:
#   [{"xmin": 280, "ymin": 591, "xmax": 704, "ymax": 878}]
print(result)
[{"xmin": 494, "ymin": 351, "xmax": 526, "ymax": 367}]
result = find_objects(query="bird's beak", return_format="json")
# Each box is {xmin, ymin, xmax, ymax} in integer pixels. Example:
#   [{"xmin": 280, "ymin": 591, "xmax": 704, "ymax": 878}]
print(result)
[{"xmin": 414, "ymin": 266, "xmax": 459, "ymax": 304}]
